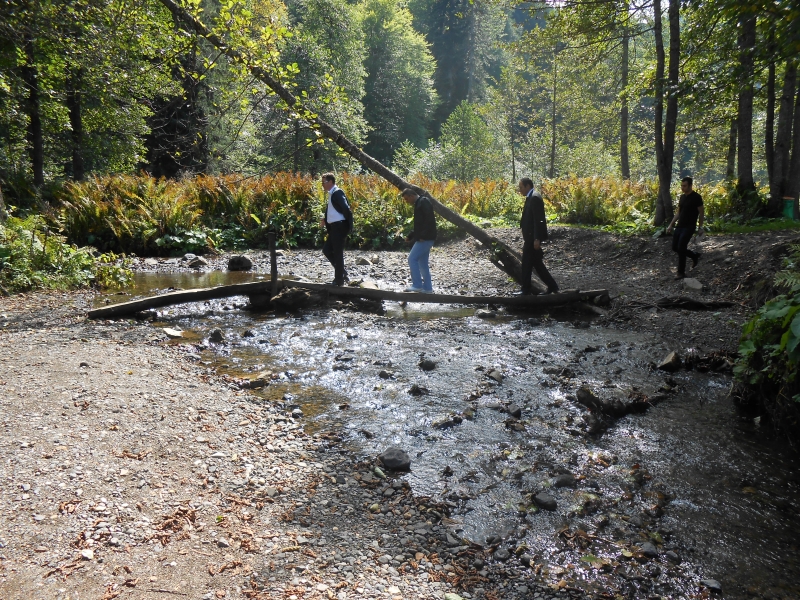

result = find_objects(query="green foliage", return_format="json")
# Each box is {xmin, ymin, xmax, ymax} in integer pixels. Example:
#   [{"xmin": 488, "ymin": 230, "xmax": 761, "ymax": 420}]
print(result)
[
  {"xmin": 734, "ymin": 287, "xmax": 800, "ymax": 437},
  {"xmin": 775, "ymin": 244, "xmax": 800, "ymax": 290},
  {"xmin": 541, "ymin": 176, "xmax": 658, "ymax": 226},
  {"xmin": 0, "ymin": 212, "xmax": 131, "ymax": 293}
]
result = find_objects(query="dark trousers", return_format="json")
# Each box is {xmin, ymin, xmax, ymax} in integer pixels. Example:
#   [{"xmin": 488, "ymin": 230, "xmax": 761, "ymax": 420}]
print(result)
[
  {"xmin": 672, "ymin": 227, "xmax": 698, "ymax": 275},
  {"xmin": 322, "ymin": 221, "xmax": 349, "ymax": 285},
  {"xmin": 521, "ymin": 240, "xmax": 558, "ymax": 293}
]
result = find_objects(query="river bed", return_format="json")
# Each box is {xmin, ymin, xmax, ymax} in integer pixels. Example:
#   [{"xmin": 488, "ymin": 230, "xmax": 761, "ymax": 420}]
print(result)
[{"xmin": 96, "ymin": 272, "xmax": 800, "ymax": 599}]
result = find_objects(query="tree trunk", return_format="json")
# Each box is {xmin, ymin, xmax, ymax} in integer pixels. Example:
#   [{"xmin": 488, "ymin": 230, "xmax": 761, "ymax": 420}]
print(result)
[
  {"xmin": 737, "ymin": 11, "xmax": 757, "ymax": 196},
  {"xmin": 153, "ymin": 0, "xmax": 528, "ymax": 283},
  {"xmin": 653, "ymin": 0, "xmax": 676, "ymax": 226},
  {"xmin": 66, "ymin": 66, "xmax": 85, "ymax": 181},
  {"xmin": 21, "ymin": 34, "xmax": 44, "ymax": 188},
  {"xmin": 726, "ymin": 118, "xmax": 737, "ymax": 180},
  {"xmin": 620, "ymin": 16, "xmax": 630, "ymax": 180},
  {"xmin": 510, "ymin": 114, "xmax": 516, "ymax": 183},
  {"xmin": 550, "ymin": 51, "xmax": 557, "ymax": 179},
  {"xmin": 788, "ymin": 88, "xmax": 800, "ymax": 203},
  {"xmin": 765, "ymin": 48, "xmax": 776, "ymax": 183},
  {"xmin": 769, "ymin": 61, "xmax": 797, "ymax": 214}
]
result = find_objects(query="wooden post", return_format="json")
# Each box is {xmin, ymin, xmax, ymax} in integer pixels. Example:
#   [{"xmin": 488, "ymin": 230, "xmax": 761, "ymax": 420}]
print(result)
[{"xmin": 269, "ymin": 230, "xmax": 278, "ymax": 296}]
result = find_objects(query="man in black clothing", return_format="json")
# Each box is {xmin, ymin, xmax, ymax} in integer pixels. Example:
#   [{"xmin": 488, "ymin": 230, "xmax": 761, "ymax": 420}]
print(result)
[
  {"xmin": 666, "ymin": 176, "xmax": 704, "ymax": 279},
  {"xmin": 518, "ymin": 178, "xmax": 559, "ymax": 295},
  {"xmin": 401, "ymin": 189, "xmax": 437, "ymax": 292},
  {"xmin": 320, "ymin": 173, "xmax": 353, "ymax": 286}
]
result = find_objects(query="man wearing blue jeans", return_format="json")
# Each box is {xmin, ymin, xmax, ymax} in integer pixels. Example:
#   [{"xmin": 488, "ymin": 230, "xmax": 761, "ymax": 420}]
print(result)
[
  {"xmin": 401, "ymin": 189, "xmax": 437, "ymax": 293},
  {"xmin": 666, "ymin": 176, "xmax": 704, "ymax": 279}
]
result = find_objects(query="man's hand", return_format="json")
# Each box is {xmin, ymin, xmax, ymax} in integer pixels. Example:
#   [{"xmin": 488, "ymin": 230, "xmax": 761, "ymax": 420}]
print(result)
[
  {"xmin": 534, "ymin": 239, "xmax": 541, "ymax": 250},
  {"xmin": 666, "ymin": 225, "xmax": 673, "ymax": 234}
]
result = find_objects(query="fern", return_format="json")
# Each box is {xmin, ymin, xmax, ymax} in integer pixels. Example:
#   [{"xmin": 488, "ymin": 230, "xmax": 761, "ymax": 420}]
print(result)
[{"xmin": 775, "ymin": 244, "xmax": 800, "ymax": 289}]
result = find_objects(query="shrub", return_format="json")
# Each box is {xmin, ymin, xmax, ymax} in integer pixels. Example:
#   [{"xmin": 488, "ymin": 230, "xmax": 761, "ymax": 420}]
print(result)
[
  {"xmin": 0, "ymin": 212, "xmax": 132, "ymax": 293},
  {"xmin": 541, "ymin": 176, "xmax": 658, "ymax": 226}
]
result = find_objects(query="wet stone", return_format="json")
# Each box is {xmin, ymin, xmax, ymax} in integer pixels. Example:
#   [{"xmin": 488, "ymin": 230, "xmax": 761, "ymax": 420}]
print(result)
[
  {"xmin": 208, "ymin": 329, "xmax": 225, "ymax": 344},
  {"xmin": 227, "ymin": 255, "xmax": 253, "ymax": 271},
  {"xmin": 506, "ymin": 403, "xmax": 522, "ymax": 419},
  {"xmin": 640, "ymin": 542, "xmax": 658, "ymax": 558},
  {"xmin": 553, "ymin": 473, "xmax": 575, "ymax": 488},
  {"xmin": 701, "ymin": 579, "xmax": 722, "ymax": 593},
  {"xmin": 658, "ymin": 351, "xmax": 682, "ymax": 372},
  {"xmin": 418, "ymin": 359, "xmax": 436, "ymax": 371},
  {"xmin": 534, "ymin": 492, "xmax": 557, "ymax": 511},
  {"xmin": 378, "ymin": 447, "xmax": 411, "ymax": 471},
  {"xmin": 494, "ymin": 548, "xmax": 511, "ymax": 561}
]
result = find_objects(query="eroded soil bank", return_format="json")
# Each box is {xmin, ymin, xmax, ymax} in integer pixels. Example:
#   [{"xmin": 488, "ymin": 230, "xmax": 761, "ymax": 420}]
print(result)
[{"xmin": 1, "ymin": 226, "xmax": 799, "ymax": 600}]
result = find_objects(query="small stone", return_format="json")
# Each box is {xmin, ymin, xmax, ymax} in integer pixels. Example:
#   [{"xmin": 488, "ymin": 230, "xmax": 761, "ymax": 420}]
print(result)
[
  {"xmin": 228, "ymin": 255, "xmax": 253, "ymax": 271},
  {"xmin": 163, "ymin": 328, "xmax": 183, "ymax": 339},
  {"xmin": 356, "ymin": 257, "xmax": 372, "ymax": 266},
  {"xmin": 640, "ymin": 542, "xmax": 658, "ymax": 558},
  {"xmin": 210, "ymin": 452, "xmax": 226, "ymax": 458},
  {"xmin": 209, "ymin": 329, "xmax": 225, "ymax": 344},
  {"xmin": 378, "ymin": 447, "xmax": 411, "ymax": 471},
  {"xmin": 80, "ymin": 549, "xmax": 94, "ymax": 560},
  {"xmin": 383, "ymin": 488, "xmax": 395, "ymax": 497},
  {"xmin": 217, "ymin": 538, "xmax": 231, "ymax": 548},
  {"xmin": 665, "ymin": 550, "xmax": 681, "ymax": 563},
  {"xmin": 683, "ymin": 277, "xmax": 703, "ymax": 290},
  {"xmin": 553, "ymin": 473, "xmax": 575, "ymax": 488},
  {"xmin": 188, "ymin": 256, "xmax": 208, "ymax": 269},
  {"xmin": 378, "ymin": 370, "xmax": 394, "ymax": 379},
  {"xmin": 419, "ymin": 359, "xmax": 436, "ymax": 371},
  {"xmin": 369, "ymin": 503, "xmax": 381, "ymax": 513},
  {"xmin": 444, "ymin": 594, "xmax": 464, "ymax": 600},
  {"xmin": 701, "ymin": 579, "xmax": 722, "ymax": 593},
  {"xmin": 506, "ymin": 403, "xmax": 521, "ymax": 419},
  {"xmin": 475, "ymin": 309, "xmax": 497, "ymax": 319},
  {"xmin": 486, "ymin": 369, "xmax": 503, "ymax": 383},
  {"xmin": 265, "ymin": 487, "xmax": 279, "ymax": 498},
  {"xmin": 494, "ymin": 548, "xmax": 511, "ymax": 561},
  {"xmin": 387, "ymin": 586, "xmax": 400, "ymax": 594},
  {"xmin": 534, "ymin": 492, "xmax": 557, "ymax": 511},
  {"xmin": 144, "ymin": 258, "xmax": 158, "ymax": 266},
  {"xmin": 335, "ymin": 474, "xmax": 346, "ymax": 484},
  {"xmin": 519, "ymin": 553, "xmax": 534, "ymax": 567},
  {"xmin": 658, "ymin": 352, "xmax": 682, "ymax": 372}
]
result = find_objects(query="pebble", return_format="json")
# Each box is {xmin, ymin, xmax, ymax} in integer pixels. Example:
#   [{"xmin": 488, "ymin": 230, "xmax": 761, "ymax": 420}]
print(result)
[
  {"xmin": 378, "ymin": 447, "xmax": 411, "ymax": 471},
  {"xmin": 534, "ymin": 492, "xmax": 557, "ymax": 511},
  {"xmin": 701, "ymin": 579, "xmax": 722, "ymax": 593}
]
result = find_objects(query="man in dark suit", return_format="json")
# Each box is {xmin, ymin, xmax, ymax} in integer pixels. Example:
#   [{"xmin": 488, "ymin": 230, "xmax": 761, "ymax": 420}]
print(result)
[
  {"xmin": 320, "ymin": 173, "xmax": 353, "ymax": 286},
  {"xmin": 518, "ymin": 177, "xmax": 558, "ymax": 295}
]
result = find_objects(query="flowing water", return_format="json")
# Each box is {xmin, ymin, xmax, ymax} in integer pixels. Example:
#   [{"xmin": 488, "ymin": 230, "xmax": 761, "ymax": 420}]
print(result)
[{"xmin": 97, "ymin": 273, "xmax": 800, "ymax": 599}]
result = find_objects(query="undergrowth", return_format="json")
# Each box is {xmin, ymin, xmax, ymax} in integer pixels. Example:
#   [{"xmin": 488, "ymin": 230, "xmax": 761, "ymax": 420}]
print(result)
[{"xmin": 0, "ymin": 212, "xmax": 132, "ymax": 294}]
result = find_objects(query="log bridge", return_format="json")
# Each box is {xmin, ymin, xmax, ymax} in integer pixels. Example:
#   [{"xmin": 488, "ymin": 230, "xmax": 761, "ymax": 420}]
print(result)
[{"xmin": 87, "ymin": 232, "xmax": 608, "ymax": 320}]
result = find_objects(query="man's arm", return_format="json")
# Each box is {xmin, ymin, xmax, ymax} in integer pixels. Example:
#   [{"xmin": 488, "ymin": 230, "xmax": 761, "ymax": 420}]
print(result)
[{"xmin": 666, "ymin": 210, "xmax": 680, "ymax": 232}]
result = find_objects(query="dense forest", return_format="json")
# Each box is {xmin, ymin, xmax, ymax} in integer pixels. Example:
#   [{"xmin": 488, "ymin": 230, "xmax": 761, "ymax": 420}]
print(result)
[{"xmin": 1, "ymin": 0, "xmax": 799, "ymax": 225}]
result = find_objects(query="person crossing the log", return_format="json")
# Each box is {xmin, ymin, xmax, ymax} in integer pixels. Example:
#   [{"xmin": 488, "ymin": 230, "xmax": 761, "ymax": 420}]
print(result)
[
  {"xmin": 665, "ymin": 176, "xmax": 703, "ymax": 280},
  {"xmin": 319, "ymin": 173, "xmax": 353, "ymax": 286},
  {"xmin": 401, "ymin": 188, "xmax": 437, "ymax": 293},
  {"xmin": 517, "ymin": 177, "xmax": 559, "ymax": 295}
]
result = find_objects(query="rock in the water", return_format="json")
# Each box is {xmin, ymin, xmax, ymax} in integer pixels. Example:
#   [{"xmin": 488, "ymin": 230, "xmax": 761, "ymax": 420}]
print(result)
[
  {"xmin": 683, "ymin": 277, "xmax": 703, "ymax": 290},
  {"xmin": 270, "ymin": 287, "xmax": 325, "ymax": 311},
  {"xmin": 419, "ymin": 358, "xmax": 436, "ymax": 371},
  {"xmin": 228, "ymin": 255, "xmax": 253, "ymax": 271},
  {"xmin": 534, "ymin": 492, "xmax": 557, "ymax": 511},
  {"xmin": 475, "ymin": 309, "xmax": 497, "ymax": 319},
  {"xmin": 356, "ymin": 257, "xmax": 372, "ymax": 266},
  {"xmin": 640, "ymin": 542, "xmax": 659, "ymax": 558},
  {"xmin": 378, "ymin": 447, "xmax": 411, "ymax": 471},
  {"xmin": 208, "ymin": 329, "xmax": 225, "ymax": 344},
  {"xmin": 701, "ymin": 579, "xmax": 722, "ymax": 593},
  {"xmin": 576, "ymin": 386, "xmax": 602, "ymax": 410},
  {"xmin": 493, "ymin": 548, "xmax": 511, "ymax": 561},
  {"xmin": 658, "ymin": 351, "xmax": 682, "ymax": 372},
  {"xmin": 553, "ymin": 473, "xmax": 575, "ymax": 488},
  {"xmin": 378, "ymin": 370, "xmax": 394, "ymax": 379},
  {"xmin": 432, "ymin": 414, "xmax": 463, "ymax": 429},
  {"xmin": 506, "ymin": 403, "xmax": 521, "ymax": 419},
  {"xmin": 163, "ymin": 327, "xmax": 183, "ymax": 339},
  {"xmin": 665, "ymin": 550, "xmax": 681, "ymax": 563},
  {"xmin": 486, "ymin": 369, "xmax": 504, "ymax": 383},
  {"xmin": 188, "ymin": 256, "xmax": 208, "ymax": 268}
]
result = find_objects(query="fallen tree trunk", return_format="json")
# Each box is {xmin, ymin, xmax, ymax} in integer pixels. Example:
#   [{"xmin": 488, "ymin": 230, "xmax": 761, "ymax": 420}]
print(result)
[
  {"xmin": 154, "ymin": 0, "xmax": 529, "ymax": 287},
  {"xmin": 87, "ymin": 279, "xmax": 609, "ymax": 319}
]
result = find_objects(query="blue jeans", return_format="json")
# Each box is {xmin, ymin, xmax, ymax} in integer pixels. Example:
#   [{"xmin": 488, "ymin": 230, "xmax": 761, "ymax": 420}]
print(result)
[{"xmin": 408, "ymin": 240, "xmax": 435, "ymax": 291}]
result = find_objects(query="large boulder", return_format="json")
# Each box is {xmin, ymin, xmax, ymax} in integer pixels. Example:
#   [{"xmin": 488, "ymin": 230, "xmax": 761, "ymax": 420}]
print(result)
[
  {"xmin": 228, "ymin": 255, "xmax": 254, "ymax": 271},
  {"xmin": 378, "ymin": 447, "xmax": 411, "ymax": 471}
]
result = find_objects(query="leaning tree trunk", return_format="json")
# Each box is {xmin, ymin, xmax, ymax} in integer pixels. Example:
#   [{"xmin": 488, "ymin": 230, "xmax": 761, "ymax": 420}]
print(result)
[
  {"xmin": 769, "ymin": 61, "xmax": 797, "ymax": 215},
  {"xmin": 737, "ymin": 11, "xmax": 757, "ymax": 197},
  {"xmin": 154, "ymin": 0, "xmax": 528, "ymax": 285}
]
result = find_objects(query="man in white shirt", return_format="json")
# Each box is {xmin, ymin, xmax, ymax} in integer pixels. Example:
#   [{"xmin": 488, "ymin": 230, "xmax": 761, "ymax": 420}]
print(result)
[{"xmin": 319, "ymin": 173, "xmax": 353, "ymax": 286}]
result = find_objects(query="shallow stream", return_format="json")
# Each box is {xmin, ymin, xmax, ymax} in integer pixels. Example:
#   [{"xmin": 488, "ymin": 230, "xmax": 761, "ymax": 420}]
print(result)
[{"xmin": 97, "ymin": 272, "xmax": 800, "ymax": 599}]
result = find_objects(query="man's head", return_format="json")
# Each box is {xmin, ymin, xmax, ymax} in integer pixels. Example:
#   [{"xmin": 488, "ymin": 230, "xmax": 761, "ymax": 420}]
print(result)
[
  {"xmin": 681, "ymin": 176, "xmax": 693, "ymax": 194},
  {"xmin": 401, "ymin": 188, "xmax": 419, "ymax": 205},
  {"xmin": 517, "ymin": 178, "xmax": 534, "ymax": 196},
  {"xmin": 322, "ymin": 173, "xmax": 336, "ymax": 192}
]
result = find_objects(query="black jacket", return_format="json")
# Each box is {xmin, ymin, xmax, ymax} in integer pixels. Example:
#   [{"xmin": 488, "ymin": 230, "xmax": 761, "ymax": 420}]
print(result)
[
  {"xmin": 411, "ymin": 195, "xmax": 437, "ymax": 242},
  {"xmin": 325, "ymin": 188, "xmax": 353, "ymax": 233},
  {"xmin": 521, "ymin": 189, "xmax": 548, "ymax": 242}
]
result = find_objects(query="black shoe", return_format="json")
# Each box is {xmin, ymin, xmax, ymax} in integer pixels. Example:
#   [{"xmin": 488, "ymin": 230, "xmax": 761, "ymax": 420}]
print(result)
[
  {"xmin": 675, "ymin": 272, "xmax": 686, "ymax": 280},
  {"xmin": 537, "ymin": 290, "xmax": 554, "ymax": 296},
  {"xmin": 547, "ymin": 288, "xmax": 559, "ymax": 294},
  {"xmin": 329, "ymin": 280, "xmax": 343, "ymax": 286},
  {"xmin": 514, "ymin": 289, "xmax": 533, "ymax": 296},
  {"xmin": 692, "ymin": 253, "xmax": 701, "ymax": 269}
]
